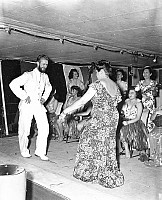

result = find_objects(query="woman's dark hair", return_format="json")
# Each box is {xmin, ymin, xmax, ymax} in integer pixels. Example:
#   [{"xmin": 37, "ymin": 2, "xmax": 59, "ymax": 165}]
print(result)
[
  {"xmin": 68, "ymin": 69, "xmax": 79, "ymax": 79},
  {"xmin": 142, "ymin": 66, "xmax": 153, "ymax": 77},
  {"xmin": 71, "ymin": 85, "xmax": 82, "ymax": 97},
  {"xmin": 116, "ymin": 69, "xmax": 127, "ymax": 81},
  {"xmin": 95, "ymin": 60, "xmax": 112, "ymax": 74},
  {"xmin": 142, "ymin": 66, "xmax": 157, "ymax": 80},
  {"xmin": 126, "ymin": 86, "xmax": 142, "ymax": 99},
  {"xmin": 143, "ymin": 66, "xmax": 153, "ymax": 74}
]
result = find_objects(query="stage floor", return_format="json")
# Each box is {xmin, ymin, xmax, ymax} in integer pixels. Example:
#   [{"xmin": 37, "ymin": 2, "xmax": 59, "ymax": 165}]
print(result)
[{"xmin": 0, "ymin": 135, "xmax": 162, "ymax": 200}]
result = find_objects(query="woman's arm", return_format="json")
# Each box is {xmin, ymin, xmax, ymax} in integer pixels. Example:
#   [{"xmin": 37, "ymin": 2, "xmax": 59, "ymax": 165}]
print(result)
[
  {"xmin": 46, "ymin": 97, "xmax": 58, "ymax": 113},
  {"xmin": 151, "ymin": 109, "xmax": 162, "ymax": 121},
  {"xmin": 75, "ymin": 106, "xmax": 92, "ymax": 117},
  {"xmin": 61, "ymin": 86, "xmax": 96, "ymax": 116},
  {"xmin": 150, "ymin": 110, "xmax": 157, "ymax": 121},
  {"xmin": 63, "ymin": 94, "xmax": 72, "ymax": 109}
]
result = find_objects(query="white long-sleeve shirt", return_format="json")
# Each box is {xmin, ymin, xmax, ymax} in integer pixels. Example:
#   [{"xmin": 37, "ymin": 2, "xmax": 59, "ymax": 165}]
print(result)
[{"xmin": 9, "ymin": 68, "xmax": 52, "ymax": 108}]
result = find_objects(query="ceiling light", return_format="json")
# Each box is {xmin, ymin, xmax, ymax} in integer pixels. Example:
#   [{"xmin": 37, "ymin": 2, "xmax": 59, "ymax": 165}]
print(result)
[
  {"xmin": 120, "ymin": 50, "xmax": 124, "ymax": 54},
  {"xmin": 4, "ymin": 27, "xmax": 11, "ymax": 34},
  {"xmin": 59, "ymin": 38, "xmax": 65, "ymax": 44},
  {"xmin": 139, "ymin": 52, "xmax": 144, "ymax": 57},
  {"xmin": 153, "ymin": 56, "xmax": 157, "ymax": 63},
  {"xmin": 93, "ymin": 45, "xmax": 98, "ymax": 50}
]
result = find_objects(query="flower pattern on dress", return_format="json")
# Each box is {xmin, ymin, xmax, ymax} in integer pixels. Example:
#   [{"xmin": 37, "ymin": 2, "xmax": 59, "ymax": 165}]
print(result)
[
  {"xmin": 73, "ymin": 80, "xmax": 124, "ymax": 188},
  {"xmin": 135, "ymin": 80, "xmax": 157, "ymax": 113}
]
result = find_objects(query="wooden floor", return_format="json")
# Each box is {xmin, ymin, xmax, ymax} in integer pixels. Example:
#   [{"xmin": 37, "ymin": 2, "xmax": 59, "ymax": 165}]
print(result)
[{"xmin": 0, "ymin": 135, "xmax": 162, "ymax": 200}]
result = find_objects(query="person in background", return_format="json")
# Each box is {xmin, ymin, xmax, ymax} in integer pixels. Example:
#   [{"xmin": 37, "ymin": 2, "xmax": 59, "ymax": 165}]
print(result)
[
  {"xmin": 120, "ymin": 86, "xmax": 148, "ymax": 158},
  {"xmin": 67, "ymin": 68, "xmax": 84, "ymax": 95},
  {"xmin": 144, "ymin": 105, "xmax": 162, "ymax": 167},
  {"xmin": 135, "ymin": 66, "xmax": 158, "ymax": 131},
  {"xmin": 115, "ymin": 69, "xmax": 128, "ymax": 156},
  {"xmin": 59, "ymin": 61, "xmax": 124, "ymax": 188},
  {"xmin": 46, "ymin": 92, "xmax": 63, "ymax": 141},
  {"xmin": 116, "ymin": 69, "xmax": 128, "ymax": 98},
  {"xmin": 62, "ymin": 85, "xmax": 83, "ymax": 141},
  {"xmin": 74, "ymin": 101, "xmax": 92, "ymax": 133},
  {"xmin": 9, "ymin": 55, "xmax": 52, "ymax": 161}
]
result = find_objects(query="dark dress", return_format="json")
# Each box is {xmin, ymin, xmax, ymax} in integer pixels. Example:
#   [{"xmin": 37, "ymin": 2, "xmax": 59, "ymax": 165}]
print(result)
[{"xmin": 73, "ymin": 80, "xmax": 124, "ymax": 188}]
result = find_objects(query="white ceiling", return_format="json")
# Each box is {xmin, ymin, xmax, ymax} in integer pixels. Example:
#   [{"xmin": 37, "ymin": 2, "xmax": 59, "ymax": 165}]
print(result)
[{"xmin": 0, "ymin": 0, "xmax": 162, "ymax": 68}]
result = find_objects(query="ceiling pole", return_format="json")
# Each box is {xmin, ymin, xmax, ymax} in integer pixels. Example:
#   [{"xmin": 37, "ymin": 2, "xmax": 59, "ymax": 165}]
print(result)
[
  {"xmin": 128, "ymin": 66, "xmax": 133, "ymax": 87},
  {"xmin": 0, "ymin": 61, "xmax": 9, "ymax": 136}
]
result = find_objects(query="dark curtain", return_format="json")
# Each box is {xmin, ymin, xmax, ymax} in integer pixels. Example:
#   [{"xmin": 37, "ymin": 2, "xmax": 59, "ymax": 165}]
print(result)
[
  {"xmin": 46, "ymin": 60, "xmax": 67, "ymax": 103},
  {"xmin": 1, "ymin": 60, "xmax": 21, "ymax": 125}
]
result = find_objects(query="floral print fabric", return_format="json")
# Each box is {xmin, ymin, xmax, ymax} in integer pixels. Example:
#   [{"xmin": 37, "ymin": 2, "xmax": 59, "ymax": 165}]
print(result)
[
  {"xmin": 73, "ymin": 80, "xmax": 124, "ymax": 188},
  {"xmin": 135, "ymin": 80, "xmax": 157, "ymax": 113}
]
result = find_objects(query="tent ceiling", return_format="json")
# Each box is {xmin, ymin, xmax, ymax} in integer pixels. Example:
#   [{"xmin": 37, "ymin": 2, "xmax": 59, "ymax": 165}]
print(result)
[{"xmin": 0, "ymin": 0, "xmax": 162, "ymax": 67}]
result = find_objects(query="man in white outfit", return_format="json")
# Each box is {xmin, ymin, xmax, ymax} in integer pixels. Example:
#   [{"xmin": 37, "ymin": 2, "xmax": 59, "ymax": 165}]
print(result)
[{"xmin": 9, "ymin": 55, "xmax": 52, "ymax": 161}]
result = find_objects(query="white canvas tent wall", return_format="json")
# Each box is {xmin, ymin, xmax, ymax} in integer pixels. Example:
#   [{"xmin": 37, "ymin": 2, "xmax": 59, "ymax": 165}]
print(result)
[{"xmin": 0, "ymin": 0, "xmax": 162, "ymax": 67}]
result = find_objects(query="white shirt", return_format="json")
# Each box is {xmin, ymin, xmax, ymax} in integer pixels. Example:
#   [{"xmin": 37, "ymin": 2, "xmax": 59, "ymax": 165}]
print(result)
[{"xmin": 9, "ymin": 68, "xmax": 52, "ymax": 107}]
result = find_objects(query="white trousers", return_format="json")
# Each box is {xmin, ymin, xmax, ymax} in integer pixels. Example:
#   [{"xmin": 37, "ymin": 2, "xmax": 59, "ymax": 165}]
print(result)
[{"xmin": 18, "ymin": 102, "xmax": 49, "ymax": 155}]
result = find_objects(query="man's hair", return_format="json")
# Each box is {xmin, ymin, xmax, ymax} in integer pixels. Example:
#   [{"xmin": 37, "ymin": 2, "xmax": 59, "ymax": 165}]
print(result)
[{"xmin": 36, "ymin": 55, "xmax": 49, "ymax": 62}]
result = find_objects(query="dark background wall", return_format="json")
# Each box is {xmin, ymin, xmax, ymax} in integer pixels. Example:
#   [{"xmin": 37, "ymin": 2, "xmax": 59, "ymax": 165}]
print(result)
[
  {"xmin": 0, "ymin": 60, "xmax": 21, "ymax": 126},
  {"xmin": 46, "ymin": 60, "xmax": 67, "ymax": 103}
]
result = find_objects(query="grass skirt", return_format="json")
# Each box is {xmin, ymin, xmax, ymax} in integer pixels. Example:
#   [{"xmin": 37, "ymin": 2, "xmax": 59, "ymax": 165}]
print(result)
[{"xmin": 120, "ymin": 120, "xmax": 148, "ymax": 151}]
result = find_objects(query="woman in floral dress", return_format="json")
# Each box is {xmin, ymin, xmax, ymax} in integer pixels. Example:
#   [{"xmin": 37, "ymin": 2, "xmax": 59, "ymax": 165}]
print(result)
[
  {"xmin": 135, "ymin": 66, "xmax": 158, "ymax": 131},
  {"xmin": 145, "ymin": 106, "xmax": 162, "ymax": 167},
  {"xmin": 59, "ymin": 61, "xmax": 124, "ymax": 188}
]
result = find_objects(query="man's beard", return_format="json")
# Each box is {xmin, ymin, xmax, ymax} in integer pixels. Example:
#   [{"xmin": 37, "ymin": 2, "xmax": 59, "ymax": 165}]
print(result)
[{"xmin": 38, "ymin": 66, "xmax": 46, "ymax": 73}]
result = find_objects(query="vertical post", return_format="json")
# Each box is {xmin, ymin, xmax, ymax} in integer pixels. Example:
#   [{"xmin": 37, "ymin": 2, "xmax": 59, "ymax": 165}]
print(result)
[
  {"xmin": 128, "ymin": 65, "xmax": 133, "ymax": 87},
  {"xmin": 0, "ymin": 60, "xmax": 9, "ymax": 136}
]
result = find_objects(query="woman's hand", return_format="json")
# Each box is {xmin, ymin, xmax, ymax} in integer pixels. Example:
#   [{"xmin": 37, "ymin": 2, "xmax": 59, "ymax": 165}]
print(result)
[
  {"xmin": 58, "ymin": 112, "xmax": 66, "ymax": 122},
  {"xmin": 25, "ymin": 96, "xmax": 31, "ymax": 104},
  {"xmin": 123, "ymin": 121, "xmax": 129, "ymax": 126},
  {"xmin": 156, "ymin": 110, "xmax": 162, "ymax": 115}
]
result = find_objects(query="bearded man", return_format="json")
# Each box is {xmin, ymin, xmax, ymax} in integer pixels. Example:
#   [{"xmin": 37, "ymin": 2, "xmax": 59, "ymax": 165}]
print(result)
[{"xmin": 9, "ymin": 55, "xmax": 52, "ymax": 160}]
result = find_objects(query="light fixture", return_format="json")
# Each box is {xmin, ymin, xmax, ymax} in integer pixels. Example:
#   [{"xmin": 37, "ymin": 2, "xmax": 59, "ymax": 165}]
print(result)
[
  {"xmin": 59, "ymin": 38, "xmax": 65, "ymax": 44},
  {"xmin": 4, "ymin": 27, "xmax": 11, "ymax": 34},
  {"xmin": 139, "ymin": 52, "xmax": 144, "ymax": 57},
  {"xmin": 93, "ymin": 45, "xmax": 98, "ymax": 50},
  {"xmin": 153, "ymin": 55, "xmax": 157, "ymax": 63},
  {"xmin": 120, "ymin": 50, "xmax": 124, "ymax": 54}
]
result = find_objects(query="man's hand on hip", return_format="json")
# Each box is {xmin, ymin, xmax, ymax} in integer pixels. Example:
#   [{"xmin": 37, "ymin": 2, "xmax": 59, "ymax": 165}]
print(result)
[
  {"xmin": 25, "ymin": 96, "xmax": 31, "ymax": 104},
  {"xmin": 40, "ymin": 98, "xmax": 45, "ymax": 105}
]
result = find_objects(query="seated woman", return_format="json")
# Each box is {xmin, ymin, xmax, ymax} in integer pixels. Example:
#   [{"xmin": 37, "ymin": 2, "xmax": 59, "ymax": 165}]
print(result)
[
  {"xmin": 61, "ymin": 85, "xmax": 82, "ymax": 141},
  {"xmin": 144, "ymin": 105, "xmax": 162, "ymax": 167},
  {"xmin": 120, "ymin": 86, "xmax": 148, "ymax": 158},
  {"xmin": 46, "ymin": 92, "xmax": 63, "ymax": 141}
]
